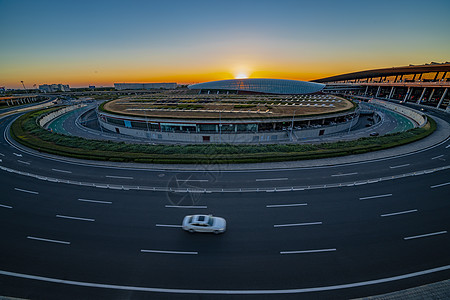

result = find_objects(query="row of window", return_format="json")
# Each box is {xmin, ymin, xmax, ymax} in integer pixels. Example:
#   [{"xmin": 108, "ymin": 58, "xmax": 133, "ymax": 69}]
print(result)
[{"xmin": 103, "ymin": 116, "xmax": 352, "ymax": 133}]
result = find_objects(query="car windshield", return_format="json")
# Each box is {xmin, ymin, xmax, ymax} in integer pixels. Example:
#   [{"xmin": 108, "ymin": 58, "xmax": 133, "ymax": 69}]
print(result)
[{"xmin": 207, "ymin": 217, "xmax": 214, "ymax": 226}]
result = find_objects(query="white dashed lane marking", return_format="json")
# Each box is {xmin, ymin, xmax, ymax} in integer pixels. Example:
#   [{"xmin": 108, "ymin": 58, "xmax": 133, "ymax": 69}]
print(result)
[
  {"xmin": 430, "ymin": 182, "xmax": 450, "ymax": 189},
  {"xmin": 281, "ymin": 248, "xmax": 336, "ymax": 255},
  {"xmin": 359, "ymin": 194, "xmax": 392, "ymax": 200},
  {"xmin": 381, "ymin": 209, "xmax": 418, "ymax": 217},
  {"xmin": 78, "ymin": 198, "xmax": 112, "ymax": 204},
  {"xmin": 404, "ymin": 231, "xmax": 447, "ymax": 240},
  {"xmin": 27, "ymin": 236, "xmax": 70, "ymax": 245},
  {"xmin": 141, "ymin": 249, "xmax": 197, "ymax": 255},
  {"xmin": 14, "ymin": 188, "xmax": 39, "ymax": 195},
  {"xmin": 52, "ymin": 168, "xmax": 72, "ymax": 174},
  {"xmin": 266, "ymin": 203, "xmax": 307, "ymax": 208},
  {"xmin": 56, "ymin": 215, "xmax": 95, "ymax": 222}
]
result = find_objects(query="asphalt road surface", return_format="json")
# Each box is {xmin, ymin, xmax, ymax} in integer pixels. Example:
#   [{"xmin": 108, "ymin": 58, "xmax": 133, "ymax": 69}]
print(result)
[{"xmin": 0, "ymin": 106, "xmax": 449, "ymax": 300}]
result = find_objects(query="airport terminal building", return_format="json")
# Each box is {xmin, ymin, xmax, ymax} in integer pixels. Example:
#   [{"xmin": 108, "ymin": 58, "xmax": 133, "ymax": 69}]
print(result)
[
  {"xmin": 98, "ymin": 79, "xmax": 358, "ymax": 143},
  {"xmin": 188, "ymin": 78, "xmax": 325, "ymax": 95}
]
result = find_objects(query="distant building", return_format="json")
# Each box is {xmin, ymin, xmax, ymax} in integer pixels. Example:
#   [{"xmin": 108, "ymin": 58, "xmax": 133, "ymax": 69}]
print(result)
[
  {"xmin": 89, "ymin": 85, "xmax": 96, "ymax": 89},
  {"xmin": 39, "ymin": 84, "xmax": 70, "ymax": 93},
  {"xmin": 114, "ymin": 82, "xmax": 177, "ymax": 90}
]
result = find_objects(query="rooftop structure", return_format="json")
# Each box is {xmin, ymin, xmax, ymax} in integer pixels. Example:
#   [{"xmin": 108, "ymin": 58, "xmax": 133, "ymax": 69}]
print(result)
[
  {"xmin": 314, "ymin": 62, "xmax": 450, "ymax": 84},
  {"xmin": 314, "ymin": 63, "xmax": 450, "ymax": 111},
  {"xmin": 97, "ymin": 94, "xmax": 357, "ymax": 143},
  {"xmin": 188, "ymin": 78, "xmax": 325, "ymax": 95},
  {"xmin": 39, "ymin": 84, "xmax": 70, "ymax": 93}
]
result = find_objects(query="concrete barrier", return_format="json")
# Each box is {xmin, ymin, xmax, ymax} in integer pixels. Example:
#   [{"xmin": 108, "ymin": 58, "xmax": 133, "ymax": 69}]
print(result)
[
  {"xmin": 370, "ymin": 100, "xmax": 426, "ymax": 127},
  {"xmin": 39, "ymin": 105, "xmax": 85, "ymax": 129}
]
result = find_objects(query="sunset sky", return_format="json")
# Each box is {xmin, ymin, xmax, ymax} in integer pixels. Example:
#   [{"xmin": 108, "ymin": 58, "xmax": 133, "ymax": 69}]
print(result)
[{"xmin": 1, "ymin": 0, "xmax": 449, "ymax": 89}]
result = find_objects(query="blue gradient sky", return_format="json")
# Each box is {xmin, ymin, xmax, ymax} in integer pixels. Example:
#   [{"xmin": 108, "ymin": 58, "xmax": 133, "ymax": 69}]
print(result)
[{"xmin": 1, "ymin": 0, "xmax": 449, "ymax": 88}]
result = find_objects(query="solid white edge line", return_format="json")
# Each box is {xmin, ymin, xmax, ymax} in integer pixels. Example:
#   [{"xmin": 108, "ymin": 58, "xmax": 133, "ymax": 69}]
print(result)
[
  {"xmin": 0, "ymin": 204, "xmax": 12, "ymax": 209},
  {"xmin": 359, "ymin": 193, "xmax": 392, "ymax": 200},
  {"xmin": 381, "ymin": 209, "xmax": 418, "ymax": 217},
  {"xmin": 404, "ymin": 231, "xmax": 447, "ymax": 240},
  {"xmin": 155, "ymin": 224, "xmax": 182, "ymax": 228},
  {"xmin": 56, "ymin": 215, "xmax": 95, "ymax": 222},
  {"xmin": 266, "ymin": 203, "xmax": 308, "ymax": 208},
  {"xmin": 78, "ymin": 198, "xmax": 112, "ymax": 204},
  {"xmin": 14, "ymin": 188, "xmax": 39, "ymax": 195},
  {"xmin": 27, "ymin": 236, "xmax": 70, "ymax": 245},
  {"xmin": 52, "ymin": 168, "xmax": 72, "ymax": 174},
  {"xmin": 141, "ymin": 249, "xmax": 197, "ymax": 255},
  {"xmin": 280, "ymin": 248, "xmax": 336, "ymax": 254},
  {"xmin": 274, "ymin": 222, "xmax": 322, "ymax": 228},
  {"xmin": 256, "ymin": 178, "xmax": 288, "ymax": 182},
  {"xmin": 0, "ymin": 265, "xmax": 449, "ymax": 294},
  {"xmin": 430, "ymin": 182, "xmax": 450, "ymax": 189},
  {"xmin": 165, "ymin": 205, "xmax": 207, "ymax": 209}
]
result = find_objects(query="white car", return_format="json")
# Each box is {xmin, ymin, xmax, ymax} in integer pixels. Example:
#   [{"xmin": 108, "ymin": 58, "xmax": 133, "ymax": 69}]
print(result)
[{"xmin": 182, "ymin": 214, "xmax": 226, "ymax": 234}]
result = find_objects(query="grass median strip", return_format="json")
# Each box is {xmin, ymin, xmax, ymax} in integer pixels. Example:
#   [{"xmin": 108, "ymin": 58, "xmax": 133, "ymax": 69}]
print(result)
[{"xmin": 10, "ymin": 107, "xmax": 436, "ymax": 164}]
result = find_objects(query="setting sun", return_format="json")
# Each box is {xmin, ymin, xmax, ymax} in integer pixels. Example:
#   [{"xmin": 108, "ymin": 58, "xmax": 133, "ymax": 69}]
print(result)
[{"xmin": 234, "ymin": 72, "xmax": 249, "ymax": 79}]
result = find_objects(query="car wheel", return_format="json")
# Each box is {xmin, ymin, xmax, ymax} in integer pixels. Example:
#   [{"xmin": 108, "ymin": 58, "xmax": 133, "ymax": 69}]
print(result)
[
  {"xmin": 189, "ymin": 229, "xmax": 195, "ymax": 233},
  {"xmin": 214, "ymin": 230, "xmax": 220, "ymax": 234}
]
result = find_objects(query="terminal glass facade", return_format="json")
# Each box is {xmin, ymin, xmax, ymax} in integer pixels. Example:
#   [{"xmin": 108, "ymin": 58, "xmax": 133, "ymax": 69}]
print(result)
[{"xmin": 189, "ymin": 79, "xmax": 325, "ymax": 95}]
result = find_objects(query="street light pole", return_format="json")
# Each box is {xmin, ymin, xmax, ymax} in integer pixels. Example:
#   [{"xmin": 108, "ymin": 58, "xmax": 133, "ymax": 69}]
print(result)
[{"xmin": 290, "ymin": 110, "xmax": 295, "ymax": 141}]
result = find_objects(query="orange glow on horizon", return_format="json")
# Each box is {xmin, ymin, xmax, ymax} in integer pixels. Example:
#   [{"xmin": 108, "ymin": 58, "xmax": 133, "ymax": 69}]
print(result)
[{"xmin": 2, "ymin": 59, "xmax": 431, "ymax": 89}]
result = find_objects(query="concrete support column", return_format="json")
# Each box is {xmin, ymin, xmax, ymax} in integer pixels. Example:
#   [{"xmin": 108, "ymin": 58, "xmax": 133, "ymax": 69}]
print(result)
[
  {"xmin": 418, "ymin": 73, "xmax": 423, "ymax": 81},
  {"xmin": 417, "ymin": 88, "xmax": 426, "ymax": 104},
  {"xmin": 388, "ymin": 86, "xmax": 395, "ymax": 99},
  {"xmin": 403, "ymin": 87, "xmax": 411, "ymax": 101},
  {"xmin": 375, "ymin": 86, "xmax": 381, "ymax": 97},
  {"xmin": 437, "ymin": 88, "xmax": 448, "ymax": 108},
  {"xmin": 364, "ymin": 86, "xmax": 369, "ymax": 96},
  {"xmin": 408, "ymin": 87, "xmax": 413, "ymax": 101},
  {"xmin": 428, "ymin": 89, "xmax": 435, "ymax": 102}
]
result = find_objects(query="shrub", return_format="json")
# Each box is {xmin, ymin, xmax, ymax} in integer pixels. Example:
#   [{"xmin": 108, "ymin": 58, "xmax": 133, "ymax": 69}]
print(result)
[{"xmin": 10, "ymin": 108, "xmax": 437, "ymax": 164}]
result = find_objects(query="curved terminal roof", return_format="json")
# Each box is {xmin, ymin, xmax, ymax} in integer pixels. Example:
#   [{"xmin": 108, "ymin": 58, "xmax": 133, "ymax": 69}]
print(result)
[
  {"xmin": 314, "ymin": 63, "xmax": 450, "ymax": 83},
  {"xmin": 188, "ymin": 78, "xmax": 325, "ymax": 95}
]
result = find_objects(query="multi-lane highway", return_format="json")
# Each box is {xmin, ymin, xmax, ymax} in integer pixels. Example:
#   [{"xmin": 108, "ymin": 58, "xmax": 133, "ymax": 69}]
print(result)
[{"xmin": 0, "ymin": 106, "xmax": 449, "ymax": 299}]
